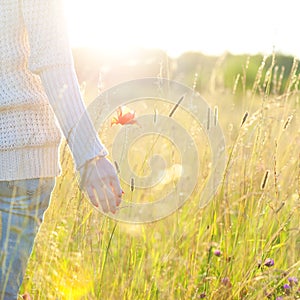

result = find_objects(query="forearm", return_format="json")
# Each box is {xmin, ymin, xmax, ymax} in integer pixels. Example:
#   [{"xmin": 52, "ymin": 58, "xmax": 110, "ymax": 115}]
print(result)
[{"xmin": 39, "ymin": 66, "xmax": 107, "ymax": 169}]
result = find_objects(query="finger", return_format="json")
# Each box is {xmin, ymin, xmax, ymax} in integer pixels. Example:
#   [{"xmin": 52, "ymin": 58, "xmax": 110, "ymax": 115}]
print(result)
[
  {"xmin": 107, "ymin": 194, "xmax": 117, "ymax": 214},
  {"xmin": 109, "ymin": 179, "xmax": 122, "ymax": 208},
  {"xmin": 116, "ymin": 196, "xmax": 122, "ymax": 207},
  {"xmin": 103, "ymin": 180, "xmax": 119, "ymax": 213},
  {"xmin": 110, "ymin": 176, "xmax": 123, "ymax": 198},
  {"xmin": 103, "ymin": 183, "xmax": 117, "ymax": 213},
  {"xmin": 93, "ymin": 182, "xmax": 110, "ymax": 213},
  {"xmin": 86, "ymin": 185, "xmax": 98, "ymax": 207},
  {"xmin": 99, "ymin": 198, "xmax": 111, "ymax": 213},
  {"xmin": 95, "ymin": 178, "xmax": 118, "ymax": 214}
]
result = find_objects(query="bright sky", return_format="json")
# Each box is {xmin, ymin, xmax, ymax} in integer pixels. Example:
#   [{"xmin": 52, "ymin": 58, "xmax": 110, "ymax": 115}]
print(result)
[{"xmin": 64, "ymin": 0, "xmax": 299, "ymax": 58}]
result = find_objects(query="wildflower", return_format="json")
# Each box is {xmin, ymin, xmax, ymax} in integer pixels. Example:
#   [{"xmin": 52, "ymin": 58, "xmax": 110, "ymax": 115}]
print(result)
[
  {"xmin": 111, "ymin": 106, "xmax": 137, "ymax": 126},
  {"xmin": 275, "ymin": 297, "xmax": 283, "ymax": 300},
  {"xmin": 264, "ymin": 258, "xmax": 274, "ymax": 267},
  {"xmin": 221, "ymin": 277, "xmax": 232, "ymax": 288},
  {"xmin": 214, "ymin": 249, "xmax": 221, "ymax": 257},
  {"xmin": 283, "ymin": 284, "xmax": 291, "ymax": 296},
  {"xmin": 288, "ymin": 276, "xmax": 298, "ymax": 286},
  {"xmin": 199, "ymin": 292, "xmax": 206, "ymax": 298}
]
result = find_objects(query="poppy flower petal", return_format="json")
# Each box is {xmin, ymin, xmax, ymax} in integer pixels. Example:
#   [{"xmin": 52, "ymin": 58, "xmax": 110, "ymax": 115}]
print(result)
[{"xmin": 111, "ymin": 106, "xmax": 136, "ymax": 126}]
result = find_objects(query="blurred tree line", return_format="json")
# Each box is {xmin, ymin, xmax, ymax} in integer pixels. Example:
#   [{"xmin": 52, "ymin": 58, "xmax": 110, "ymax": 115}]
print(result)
[{"xmin": 72, "ymin": 48, "xmax": 299, "ymax": 100}]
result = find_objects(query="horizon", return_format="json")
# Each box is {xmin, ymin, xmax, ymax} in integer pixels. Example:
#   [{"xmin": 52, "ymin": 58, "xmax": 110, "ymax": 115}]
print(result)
[{"xmin": 70, "ymin": 45, "xmax": 297, "ymax": 60}]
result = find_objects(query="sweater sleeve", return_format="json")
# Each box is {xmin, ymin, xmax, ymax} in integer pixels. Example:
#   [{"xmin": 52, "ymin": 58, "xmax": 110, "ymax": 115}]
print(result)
[
  {"xmin": 39, "ymin": 66, "xmax": 108, "ymax": 169},
  {"xmin": 22, "ymin": 0, "xmax": 108, "ymax": 169}
]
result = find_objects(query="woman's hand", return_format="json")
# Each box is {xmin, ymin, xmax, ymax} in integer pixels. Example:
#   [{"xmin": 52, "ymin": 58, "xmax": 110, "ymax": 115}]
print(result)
[{"xmin": 79, "ymin": 157, "xmax": 122, "ymax": 214}]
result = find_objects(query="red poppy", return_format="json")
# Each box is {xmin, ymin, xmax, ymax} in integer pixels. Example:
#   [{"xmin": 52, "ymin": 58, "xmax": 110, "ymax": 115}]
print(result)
[{"xmin": 111, "ymin": 106, "xmax": 137, "ymax": 126}]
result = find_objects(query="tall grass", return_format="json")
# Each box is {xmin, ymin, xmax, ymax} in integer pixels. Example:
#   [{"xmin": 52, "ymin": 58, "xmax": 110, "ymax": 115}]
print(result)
[{"xmin": 22, "ymin": 54, "xmax": 299, "ymax": 299}]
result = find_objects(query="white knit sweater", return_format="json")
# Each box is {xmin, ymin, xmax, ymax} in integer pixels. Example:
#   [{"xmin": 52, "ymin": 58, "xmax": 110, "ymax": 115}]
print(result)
[{"xmin": 0, "ymin": 0, "xmax": 107, "ymax": 180}]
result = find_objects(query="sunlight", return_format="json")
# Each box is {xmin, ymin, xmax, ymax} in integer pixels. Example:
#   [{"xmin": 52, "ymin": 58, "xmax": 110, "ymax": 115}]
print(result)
[
  {"xmin": 63, "ymin": 0, "xmax": 233, "ymax": 56},
  {"xmin": 64, "ymin": 0, "xmax": 298, "ymax": 57}
]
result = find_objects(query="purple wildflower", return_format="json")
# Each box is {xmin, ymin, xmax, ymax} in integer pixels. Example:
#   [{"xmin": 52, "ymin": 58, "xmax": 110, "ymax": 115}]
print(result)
[
  {"xmin": 214, "ymin": 249, "xmax": 221, "ymax": 257},
  {"xmin": 221, "ymin": 277, "xmax": 232, "ymax": 288},
  {"xmin": 283, "ymin": 284, "xmax": 291, "ymax": 295},
  {"xmin": 264, "ymin": 258, "xmax": 274, "ymax": 267},
  {"xmin": 288, "ymin": 276, "xmax": 298, "ymax": 286},
  {"xmin": 199, "ymin": 292, "xmax": 206, "ymax": 298}
]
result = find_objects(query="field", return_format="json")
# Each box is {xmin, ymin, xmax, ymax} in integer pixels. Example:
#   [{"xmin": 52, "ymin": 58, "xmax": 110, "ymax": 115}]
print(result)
[{"xmin": 22, "ymin": 51, "xmax": 299, "ymax": 299}]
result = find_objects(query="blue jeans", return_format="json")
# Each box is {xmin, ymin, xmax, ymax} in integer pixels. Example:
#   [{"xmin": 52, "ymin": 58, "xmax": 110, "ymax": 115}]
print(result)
[{"xmin": 0, "ymin": 178, "xmax": 55, "ymax": 300}]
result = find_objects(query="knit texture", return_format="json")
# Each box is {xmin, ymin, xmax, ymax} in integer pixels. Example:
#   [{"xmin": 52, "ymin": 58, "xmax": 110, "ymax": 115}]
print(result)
[{"xmin": 0, "ymin": 0, "xmax": 107, "ymax": 180}]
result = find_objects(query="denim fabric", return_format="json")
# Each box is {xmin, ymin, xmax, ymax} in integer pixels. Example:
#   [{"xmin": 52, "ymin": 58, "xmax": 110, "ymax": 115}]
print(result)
[{"xmin": 0, "ymin": 178, "xmax": 55, "ymax": 300}]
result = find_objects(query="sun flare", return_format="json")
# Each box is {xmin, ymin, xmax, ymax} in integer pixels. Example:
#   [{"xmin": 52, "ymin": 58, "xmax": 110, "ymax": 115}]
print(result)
[
  {"xmin": 63, "ymin": 0, "xmax": 232, "ymax": 57},
  {"xmin": 64, "ymin": 0, "xmax": 298, "ymax": 58}
]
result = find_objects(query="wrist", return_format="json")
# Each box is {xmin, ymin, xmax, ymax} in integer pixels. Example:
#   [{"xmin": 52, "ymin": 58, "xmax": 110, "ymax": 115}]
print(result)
[{"xmin": 77, "ymin": 148, "xmax": 109, "ymax": 171}]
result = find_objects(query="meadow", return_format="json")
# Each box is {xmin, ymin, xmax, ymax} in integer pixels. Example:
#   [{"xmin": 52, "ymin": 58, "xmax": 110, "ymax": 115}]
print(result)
[{"xmin": 22, "ymin": 51, "xmax": 299, "ymax": 299}]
